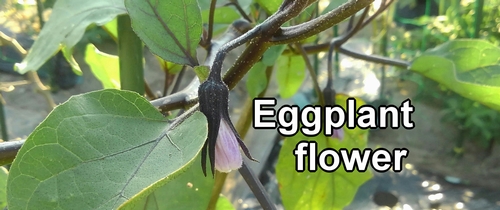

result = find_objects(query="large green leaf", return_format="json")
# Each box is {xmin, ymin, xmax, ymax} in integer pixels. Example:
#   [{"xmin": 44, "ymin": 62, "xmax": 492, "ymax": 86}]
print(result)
[
  {"xmin": 7, "ymin": 89, "xmax": 208, "ymax": 210},
  {"xmin": 276, "ymin": 95, "xmax": 372, "ymax": 210},
  {"xmin": 14, "ymin": 0, "xmax": 126, "ymax": 74},
  {"xmin": 410, "ymin": 39, "xmax": 500, "ymax": 111},
  {"xmin": 119, "ymin": 154, "xmax": 213, "ymax": 210},
  {"xmin": 276, "ymin": 55, "xmax": 306, "ymax": 98},
  {"xmin": 84, "ymin": 44, "xmax": 120, "ymax": 89},
  {"xmin": 125, "ymin": 0, "xmax": 202, "ymax": 67}
]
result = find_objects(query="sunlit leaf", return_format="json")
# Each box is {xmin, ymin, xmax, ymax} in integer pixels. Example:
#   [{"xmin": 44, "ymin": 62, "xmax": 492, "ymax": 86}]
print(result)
[
  {"xmin": 84, "ymin": 44, "xmax": 120, "ymax": 89},
  {"xmin": 14, "ymin": 0, "xmax": 126, "ymax": 74},
  {"xmin": 119, "ymin": 154, "xmax": 213, "ymax": 210},
  {"xmin": 216, "ymin": 195, "xmax": 234, "ymax": 210},
  {"xmin": 102, "ymin": 17, "xmax": 118, "ymax": 41},
  {"xmin": 125, "ymin": 0, "xmax": 202, "ymax": 67},
  {"xmin": 194, "ymin": 66, "xmax": 210, "ymax": 82},
  {"xmin": 276, "ymin": 55, "xmax": 306, "ymax": 98},
  {"xmin": 7, "ymin": 89, "xmax": 208, "ymax": 210},
  {"xmin": 0, "ymin": 167, "xmax": 7, "ymax": 208},
  {"xmin": 410, "ymin": 39, "xmax": 500, "ymax": 111},
  {"xmin": 61, "ymin": 47, "xmax": 82, "ymax": 76},
  {"xmin": 256, "ymin": 0, "xmax": 281, "ymax": 14},
  {"xmin": 201, "ymin": 7, "xmax": 240, "ymax": 24},
  {"xmin": 320, "ymin": 0, "xmax": 348, "ymax": 15},
  {"xmin": 276, "ymin": 94, "xmax": 372, "ymax": 210}
]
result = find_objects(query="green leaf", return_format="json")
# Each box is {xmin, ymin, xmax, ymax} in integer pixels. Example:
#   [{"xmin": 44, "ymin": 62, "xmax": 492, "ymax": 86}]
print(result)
[
  {"xmin": 14, "ymin": 0, "xmax": 126, "ymax": 74},
  {"xmin": 194, "ymin": 66, "xmax": 210, "ymax": 82},
  {"xmin": 276, "ymin": 95, "xmax": 372, "ymax": 210},
  {"xmin": 201, "ymin": 7, "xmax": 240, "ymax": 24},
  {"xmin": 216, "ymin": 195, "xmax": 234, "ymax": 210},
  {"xmin": 103, "ymin": 17, "xmax": 118, "ymax": 41},
  {"xmin": 61, "ymin": 47, "xmax": 82, "ymax": 76},
  {"xmin": 84, "ymin": 44, "xmax": 120, "ymax": 89},
  {"xmin": 262, "ymin": 45, "xmax": 287, "ymax": 67},
  {"xmin": 119, "ymin": 154, "xmax": 213, "ymax": 210},
  {"xmin": 247, "ymin": 62, "xmax": 268, "ymax": 98},
  {"xmin": 410, "ymin": 39, "xmax": 500, "ymax": 111},
  {"xmin": 256, "ymin": 0, "xmax": 281, "ymax": 14},
  {"xmin": 276, "ymin": 55, "xmax": 306, "ymax": 98},
  {"xmin": 7, "ymin": 89, "xmax": 208, "ymax": 210},
  {"xmin": 320, "ymin": 0, "xmax": 348, "ymax": 15},
  {"xmin": 0, "ymin": 167, "xmax": 8, "ymax": 208},
  {"xmin": 125, "ymin": 0, "xmax": 202, "ymax": 67}
]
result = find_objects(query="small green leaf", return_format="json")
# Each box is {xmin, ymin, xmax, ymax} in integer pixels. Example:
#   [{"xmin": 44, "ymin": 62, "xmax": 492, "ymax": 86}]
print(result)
[
  {"xmin": 84, "ymin": 44, "xmax": 120, "ymax": 89},
  {"xmin": 194, "ymin": 66, "xmax": 210, "ymax": 82},
  {"xmin": 216, "ymin": 195, "xmax": 234, "ymax": 210},
  {"xmin": 410, "ymin": 39, "xmax": 500, "ymax": 111},
  {"xmin": 276, "ymin": 95, "xmax": 372, "ymax": 210},
  {"xmin": 320, "ymin": 0, "xmax": 348, "ymax": 15},
  {"xmin": 246, "ymin": 62, "xmax": 268, "ymax": 98},
  {"xmin": 61, "ymin": 47, "xmax": 82, "ymax": 76},
  {"xmin": 7, "ymin": 89, "xmax": 208, "ymax": 210},
  {"xmin": 155, "ymin": 55, "xmax": 184, "ymax": 74},
  {"xmin": 0, "ymin": 167, "xmax": 8, "ymax": 208},
  {"xmin": 201, "ymin": 7, "xmax": 240, "ymax": 24},
  {"xmin": 276, "ymin": 55, "xmax": 306, "ymax": 98},
  {"xmin": 14, "ymin": 0, "xmax": 126, "ymax": 74},
  {"xmin": 119, "ymin": 154, "xmax": 214, "ymax": 210},
  {"xmin": 256, "ymin": 0, "xmax": 281, "ymax": 14},
  {"xmin": 102, "ymin": 17, "xmax": 118, "ymax": 41},
  {"xmin": 125, "ymin": 0, "xmax": 202, "ymax": 67},
  {"xmin": 262, "ymin": 45, "xmax": 287, "ymax": 67}
]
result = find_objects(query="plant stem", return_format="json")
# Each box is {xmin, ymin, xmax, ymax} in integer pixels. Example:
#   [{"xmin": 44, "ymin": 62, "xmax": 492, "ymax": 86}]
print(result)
[
  {"xmin": 118, "ymin": 15, "xmax": 145, "ymax": 95},
  {"xmin": 0, "ymin": 140, "xmax": 24, "ymax": 166},
  {"xmin": 207, "ymin": 0, "xmax": 218, "ymax": 45},
  {"xmin": 239, "ymin": 161, "xmax": 276, "ymax": 210},
  {"xmin": 0, "ymin": 94, "xmax": 8, "ymax": 141}
]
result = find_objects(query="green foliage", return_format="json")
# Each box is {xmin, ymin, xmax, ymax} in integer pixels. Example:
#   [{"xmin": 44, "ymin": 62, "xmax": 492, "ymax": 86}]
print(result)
[
  {"xmin": 255, "ymin": 0, "xmax": 281, "ymax": 15},
  {"xmin": 215, "ymin": 195, "xmax": 235, "ymax": 210},
  {"xmin": 125, "ymin": 0, "xmax": 202, "ymax": 67},
  {"xmin": 276, "ymin": 95, "xmax": 372, "ymax": 210},
  {"xmin": 194, "ymin": 66, "xmax": 210, "ymax": 82},
  {"xmin": 7, "ymin": 89, "xmax": 208, "ymax": 210},
  {"xmin": 119, "ymin": 154, "xmax": 214, "ymax": 210},
  {"xmin": 14, "ymin": 0, "xmax": 126, "ymax": 73},
  {"xmin": 276, "ymin": 55, "xmax": 306, "ymax": 98},
  {"xmin": 84, "ymin": 44, "xmax": 120, "ymax": 89},
  {"xmin": 0, "ymin": 167, "xmax": 7, "ymax": 208},
  {"xmin": 246, "ymin": 45, "xmax": 286, "ymax": 98},
  {"xmin": 410, "ymin": 39, "xmax": 500, "ymax": 111}
]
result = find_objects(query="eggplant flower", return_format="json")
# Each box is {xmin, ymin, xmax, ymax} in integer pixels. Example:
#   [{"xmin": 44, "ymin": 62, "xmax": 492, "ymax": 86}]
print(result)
[
  {"xmin": 332, "ymin": 128, "xmax": 345, "ymax": 141},
  {"xmin": 198, "ymin": 74, "xmax": 256, "ymax": 176}
]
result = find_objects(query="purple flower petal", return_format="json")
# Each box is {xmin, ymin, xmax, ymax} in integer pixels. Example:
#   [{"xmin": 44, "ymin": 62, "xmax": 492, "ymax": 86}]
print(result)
[
  {"xmin": 214, "ymin": 119, "xmax": 243, "ymax": 172},
  {"xmin": 332, "ymin": 128, "xmax": 344, "ymax": 141}
]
